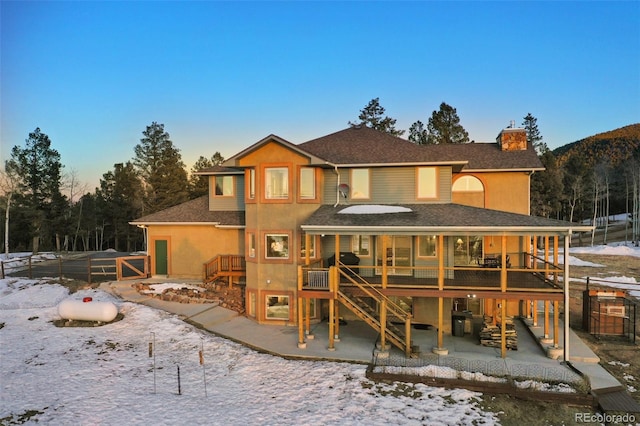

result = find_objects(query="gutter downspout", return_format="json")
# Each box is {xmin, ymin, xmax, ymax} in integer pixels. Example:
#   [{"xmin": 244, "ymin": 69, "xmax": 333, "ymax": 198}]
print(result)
[{"xmin": 331, "ymin": 163, "xmax": 341, "ymax": 208}]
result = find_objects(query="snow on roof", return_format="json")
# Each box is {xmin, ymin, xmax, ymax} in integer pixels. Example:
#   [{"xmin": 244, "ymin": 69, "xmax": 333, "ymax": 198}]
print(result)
[{"xmin": 338, "ymin": 205, "xmax": 413, "ymax": 214}]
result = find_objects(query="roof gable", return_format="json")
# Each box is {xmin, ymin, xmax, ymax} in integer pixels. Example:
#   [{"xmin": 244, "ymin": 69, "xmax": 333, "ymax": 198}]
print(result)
[{"xmin": 224, "ymin": 134, "xmax": 325, "ymax": 167}]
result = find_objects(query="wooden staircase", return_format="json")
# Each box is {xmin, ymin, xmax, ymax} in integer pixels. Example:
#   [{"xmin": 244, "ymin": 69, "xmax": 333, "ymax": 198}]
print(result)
[
  {"xmin": 336, "ymin": 264, "xmax": 415, "ymax": 357},
  {"xmin": 203, "ymin": 254, "xmax": 246, "ymax": 286}
]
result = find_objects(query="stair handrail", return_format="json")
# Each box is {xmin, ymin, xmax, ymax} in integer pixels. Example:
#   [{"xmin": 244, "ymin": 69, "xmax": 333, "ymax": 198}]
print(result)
[{"xmin": 336, "ymin": 262, "xmax": 412, "ymax": 321}]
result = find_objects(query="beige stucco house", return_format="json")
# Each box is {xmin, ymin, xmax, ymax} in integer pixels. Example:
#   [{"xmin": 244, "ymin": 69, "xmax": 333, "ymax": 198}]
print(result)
[{"xmin": 131, "ymin": 125, "xmax": 591, "ymax": 359}]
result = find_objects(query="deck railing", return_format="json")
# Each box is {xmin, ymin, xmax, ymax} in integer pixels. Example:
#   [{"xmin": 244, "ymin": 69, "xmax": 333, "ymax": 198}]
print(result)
[
  {"xmin": 300, "ymin": 252, "xmax": 564, "ymax": 293},
  {"xmin": 203, "ymin": 254, "xmax": 246, "ymax": 284}
]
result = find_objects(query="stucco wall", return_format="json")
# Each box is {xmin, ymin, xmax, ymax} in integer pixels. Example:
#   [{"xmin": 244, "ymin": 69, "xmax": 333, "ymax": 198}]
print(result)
[{"xmin": 148, "ymin": 224, "xmax": 243, "ymax": 279}]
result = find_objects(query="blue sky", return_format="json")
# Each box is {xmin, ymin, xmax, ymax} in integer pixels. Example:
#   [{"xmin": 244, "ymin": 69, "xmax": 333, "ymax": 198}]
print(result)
[{"xmin": 2, "ymin": 1, "xmax": 639, "ymax": 191}]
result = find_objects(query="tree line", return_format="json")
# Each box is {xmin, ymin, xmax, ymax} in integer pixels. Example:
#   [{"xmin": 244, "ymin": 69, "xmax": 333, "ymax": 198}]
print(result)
[
  {"xmin": 1, "ymin": 101, "xmax": 638, "ymax": 254},
  {"xmin": 0, "ymin": 123, "xmax": 224, "ymax": 253}
]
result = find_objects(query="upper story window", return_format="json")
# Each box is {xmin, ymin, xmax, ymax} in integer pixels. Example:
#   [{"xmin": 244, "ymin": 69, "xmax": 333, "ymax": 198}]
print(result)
[
  {"xmin": 417, "ymin": 167, "xmax": 438, "ymax": 199},
  {"xmin": 452, "ymin": 175, "xmax": 483, "ymax": 192},
  {"xmin": 265, "ymin": 167, "xmax": 289, "ymax": 199},
  {"xmin": 351, "ymin": 169, "xmax": 370, "ymax": 199},
  {"xmin": 215, "ymin": 176, "xmax": 234, "ymax": 196},
  {"xmin": 248, "ymin": 168, "xmax": 256, "ymax": 200},
  {"xmin": 299, "ymin": 167, "xmax": 316, "ymax": 199}
]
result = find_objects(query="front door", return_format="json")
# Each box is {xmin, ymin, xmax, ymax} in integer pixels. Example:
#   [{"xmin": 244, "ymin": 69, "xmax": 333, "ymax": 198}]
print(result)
[
  {"xmin": 376, "ymin": 236, "xmax": 412, "ymax": 276},
  {"xmin": 154, "ymin": 240, "xmax": 168, "ymax": 275}
]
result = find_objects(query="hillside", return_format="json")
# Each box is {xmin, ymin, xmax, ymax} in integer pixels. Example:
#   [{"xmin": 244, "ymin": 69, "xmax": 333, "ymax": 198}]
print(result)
[{"xmin": 553, "ymin": 123, "xmax": 640, "ymax": 167}]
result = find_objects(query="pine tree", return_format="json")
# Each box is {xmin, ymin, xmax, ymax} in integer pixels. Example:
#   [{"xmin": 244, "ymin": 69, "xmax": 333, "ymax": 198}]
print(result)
[
  {"xmin": 97, "ymin": 162, "xmax": 144, "ymax": 251},
  {"xmin": 188, "ymin": 152, "xmax": 224, "ymax": 198},
  {"xmin": 349, "ymin": 98, "xmax": 405, "ymax": 136},
  {"xmin": 426, "ymin": 102, "xmax": 469, "ymax": 144},
  {"xmin": 522, "ymin": 113, "xmax": 547, "ymax": 154},
  {"xmin": 6, "ymin": 128, "xmax": 66, "ymax": 251},
  {"xmin": 133, "ymin": 122, "xmax": 189, "ymax": 214},
  {"xmin": 408, "ymin": 120, "xmax": 429, "ymax": 145}
]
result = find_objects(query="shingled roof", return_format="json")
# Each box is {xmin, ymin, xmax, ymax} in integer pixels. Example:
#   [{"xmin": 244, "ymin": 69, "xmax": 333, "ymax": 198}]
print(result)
[
  {"xmin": 301, "ymin": 204, "xmax": 590, "ymax": 235},
  {"xmin": 298, "ymin": 126, "xmax": 543, "ymax": 170},
  {"xmin": 130, "ymin": 196, "xmax": 245, "ymax": 226}
]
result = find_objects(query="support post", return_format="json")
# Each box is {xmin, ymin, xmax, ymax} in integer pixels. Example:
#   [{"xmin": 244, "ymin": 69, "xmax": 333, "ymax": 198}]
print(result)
[
  {"xmin": 381, "ymin": 235, "xmax": 388, "ymax": 289},
  {"xmin": 297, "ymin": 295, "xmax": 305, "ymax": 349},
  {"xmin": 501, "ymin": 298, "xmax": 507, "ymax": 358},
  {"xmin": 432, "ymin": 235, "xmax": 448, "ymax": 355},
  {"xmin": 563, "ymin": 234, "xmax": 571, "ymax": 362},
  {"xmin": 544, "ymin": 300, "xmax": 550, "ymax": 339},
  {"xmin": 328, "ymin": 266, "xmax": 336, "ymax": 351},
  {"xmin": 380, "ymin": 299, "xmax": 387, "ymax": 350},
  {"xmin": 500, "ymin": 235, "xmax": 507, "ymax": 292}
]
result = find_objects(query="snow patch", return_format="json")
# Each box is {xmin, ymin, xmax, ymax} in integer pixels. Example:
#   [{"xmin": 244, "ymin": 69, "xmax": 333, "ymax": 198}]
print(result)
[{"xmin": 338, "ymin": 205, "xmax": 412, "ymax": 214}]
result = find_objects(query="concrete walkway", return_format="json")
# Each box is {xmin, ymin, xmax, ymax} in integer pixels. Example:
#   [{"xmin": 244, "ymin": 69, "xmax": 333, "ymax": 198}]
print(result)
[{"xmin": 102, "ymin": 280, "xmax": 626, "ymax": 398}]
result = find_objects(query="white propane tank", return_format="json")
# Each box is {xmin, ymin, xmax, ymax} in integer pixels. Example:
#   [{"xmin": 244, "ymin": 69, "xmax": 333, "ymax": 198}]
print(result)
[{"xmin": 58, "ymin": 297, "xmax": 118, "ymax": 322}]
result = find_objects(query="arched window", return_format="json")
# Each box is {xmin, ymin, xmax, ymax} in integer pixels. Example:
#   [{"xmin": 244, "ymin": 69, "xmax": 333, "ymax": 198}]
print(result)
[{"xmin": 452, "ymin": 175, "xmax": 483, "ymax": 192}]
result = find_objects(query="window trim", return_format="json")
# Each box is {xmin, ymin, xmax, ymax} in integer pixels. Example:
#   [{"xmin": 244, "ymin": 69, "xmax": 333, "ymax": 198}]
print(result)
[
  {"xmin": 260, "ymin": 163, "xmax": 293, "ymax": 203},
  {"xmin": 246, "ymin": 231, "xmax": 257, "ymax": 260},
  {"xmin": 297, "ymin": 166, "xmax": 318, "ymax": 202},
  {"xmin": 213, "ymin": 175, "xmax": 235, "ymax": 197},
  {"xmin": 350, "ymin": 168, "xmax": 371, "ymax": 200},
  {"xmin": 262, "ymin": 231, "xmax": 293, "ymax": 263},
  {"xmin": 416, "ymin": 167, "xmax": 439, "ymax": 200},
  {"xmin": 263, "ymin": 292, "xmax": 294, "ymax": 322},
  {"xmin": 245, "ymin": 168, "xmax": 256, "ymax": 202}
]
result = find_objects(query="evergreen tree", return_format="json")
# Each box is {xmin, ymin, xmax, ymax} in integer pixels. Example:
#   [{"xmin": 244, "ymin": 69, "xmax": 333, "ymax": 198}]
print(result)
[
  {"xmin": 96, "ymin": 162, "xmax": 144, "ymax": 251},
  {"xmin": 133, "ymin": 122, "xmax": 189, "ymax": 214},
  {"xmin": 349, "ymin": 98, "xmax": 405, "ymax": 136},
  {"xmin": 522, "ymin": 113, "xmax": 548, "ymax": 154},
  {"xmin": 408, "ymin": 120, "xmax": 429, "ymax": 145},
  {"xmin": 426, "ymin": 102, "xmax": 469, "ymax": 144},
  {"xmin": 189, "ymin": 152, "xmax": 224, "ymax": 198},
  {"xmin": 531, "ymin": 151, "xmax": 564, "ymax": 218},
  {"xmin": 6, "ymin": 128, "xmax": 66, "ymax": 251}
]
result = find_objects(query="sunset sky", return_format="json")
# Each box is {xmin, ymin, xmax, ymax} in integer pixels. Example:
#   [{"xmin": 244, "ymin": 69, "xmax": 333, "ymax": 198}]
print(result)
[{"xmin": 2, "ymin": 1, "xmax": 638, "ymax": 191}]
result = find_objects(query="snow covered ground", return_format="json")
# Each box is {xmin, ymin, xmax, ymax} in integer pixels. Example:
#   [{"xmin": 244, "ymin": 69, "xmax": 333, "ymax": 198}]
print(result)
[
  {"xmin": 1, "ymin": 243, "xmax": 638, "ymax": 425},
  {"xmin": 1, "ymin": 280, "xmax": 496, "ymax": 425}
]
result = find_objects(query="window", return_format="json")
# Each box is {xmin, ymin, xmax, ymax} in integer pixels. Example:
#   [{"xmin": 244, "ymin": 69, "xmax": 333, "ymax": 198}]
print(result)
[
  {"xmin": 351, "ymin": 235, "xmax": 371, "ymax": 256},
  {"xmin": 417, "ymin": 167, "xmax": 437, "ymax": 199},
  {"xmin": 265, "ymin": 167, "xmax": 288, "ymax": 199},
  {"xmin": 300, "ymin": 167, "xmax": 315, "ymax": 199},
  {"xmin": 418, "ymin": 235, "xmax": 437, "ymax": 257},
  {"xmin": 300, "ymin": 234, "xmax": 316, "ymax": 259},
  {"xmin": 247, "ymin": 291, "xmax": 256, "ymax": 318},
  {"xmin": 351, "ymin": 169, "xmax": 370, "ymax": 199},
  {"xmin": 248, "ymin": 168, "xmax": 256, "ymax": 200},
  {"xmin": 248, "ymin": 232, "xmax": 256, "ymax": 258},
  {"xmin": 266, "ymin": 295, "xmax": 290, "ymax": 320},
  {"xmin": 453, "ymin": 175, "xmax": 483, "ymax": 192},
  {"xmin": 215, "ymin": 176, "xmax": 234, "ymax": 196},
  {"xmin": 266, "ymin": 234, "xmax": 289, "ymax": 259}
]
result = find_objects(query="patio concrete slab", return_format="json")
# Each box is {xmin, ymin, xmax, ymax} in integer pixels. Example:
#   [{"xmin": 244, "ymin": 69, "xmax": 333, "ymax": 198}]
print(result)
[{"xmin": 102, "ymin": 280, "xmax": 624, "ymax": 394}]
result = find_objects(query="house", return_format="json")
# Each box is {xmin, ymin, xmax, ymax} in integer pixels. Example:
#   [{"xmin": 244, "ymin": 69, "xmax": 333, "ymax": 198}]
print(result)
[{"xmin": 130, "ymin": 125, "xmax": 591, "ymax": 359}]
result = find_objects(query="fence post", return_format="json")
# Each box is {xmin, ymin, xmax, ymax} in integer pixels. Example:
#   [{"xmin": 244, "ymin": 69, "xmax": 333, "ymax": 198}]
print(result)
[
  {"xmin": 88, "ymin": 257, "xmax": 92, "ymax": 284},
  {"xmin": 28, "ymin": 256, "xmax": 32, "ymax": 279},
  {"xmin": 1, "ymin": 260, "xmax": 4, "ymax": 279},
  {"xmin": 59, "ymin": 256, "xmax": 63, "ymax": 280}
]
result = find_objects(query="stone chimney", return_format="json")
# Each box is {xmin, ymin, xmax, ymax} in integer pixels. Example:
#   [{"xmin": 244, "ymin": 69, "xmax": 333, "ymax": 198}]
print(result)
[{"xmin": 496, "ymin": 125, "xmax": 527, "ymax": 151}]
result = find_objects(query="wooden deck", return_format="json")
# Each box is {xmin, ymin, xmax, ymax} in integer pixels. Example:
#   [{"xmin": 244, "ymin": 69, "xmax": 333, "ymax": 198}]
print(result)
[{"xmin": 301, "ymin": 267, "xmax": 564, "ymax": 301}]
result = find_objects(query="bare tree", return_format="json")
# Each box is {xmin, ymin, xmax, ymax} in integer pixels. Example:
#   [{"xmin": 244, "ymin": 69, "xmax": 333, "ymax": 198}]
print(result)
[{"xmin": 0, "ymin": 165, "xmax": 22, "ymax": 255}]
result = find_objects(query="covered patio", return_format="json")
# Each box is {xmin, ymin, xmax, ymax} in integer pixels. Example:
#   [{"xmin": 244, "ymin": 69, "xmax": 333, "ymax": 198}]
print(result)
[{"xmin": 297, "ymin": 203, "xmax": 593, "ymax": 360}]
